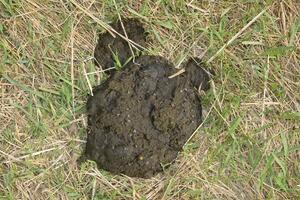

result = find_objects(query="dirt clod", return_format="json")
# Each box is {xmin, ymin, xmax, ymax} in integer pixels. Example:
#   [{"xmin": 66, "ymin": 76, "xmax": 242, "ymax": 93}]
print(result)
[{"xmin": 83, "ymin": 19, "xmax": 210, "ymax": 178}]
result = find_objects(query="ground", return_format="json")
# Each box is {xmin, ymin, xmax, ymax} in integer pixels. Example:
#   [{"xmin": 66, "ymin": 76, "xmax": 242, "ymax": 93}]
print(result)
[{"xmin": 0, "ymin": 0, "xmax": 300, "ymax": 199}]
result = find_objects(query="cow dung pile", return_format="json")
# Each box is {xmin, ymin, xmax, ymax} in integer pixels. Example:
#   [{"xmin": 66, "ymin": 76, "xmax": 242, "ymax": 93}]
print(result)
[{"xmin": 82, "ymin": 18, "xmax": 210, "ymax": 178}]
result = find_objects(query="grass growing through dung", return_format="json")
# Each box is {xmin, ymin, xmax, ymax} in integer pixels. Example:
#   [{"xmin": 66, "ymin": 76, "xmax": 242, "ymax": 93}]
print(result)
[{"xmin": 1, "ymin": 0, "xmax": 300, "ymax": 199}]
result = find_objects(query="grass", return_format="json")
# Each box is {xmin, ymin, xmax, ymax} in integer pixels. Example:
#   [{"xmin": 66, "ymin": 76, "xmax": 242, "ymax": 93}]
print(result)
[{"xmin": 1, "ymin": 0, "xmax": 300, "ymax": 199}]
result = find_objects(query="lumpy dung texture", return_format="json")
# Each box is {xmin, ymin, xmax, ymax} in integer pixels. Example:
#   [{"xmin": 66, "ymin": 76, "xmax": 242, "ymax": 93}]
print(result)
[
  {"xmin": 83, "ymin": 18, "xmax": 210, "ymax": 178},
  {"xmin": 94, "ymin": 18, "xmax": 147, "ymax": 74}
]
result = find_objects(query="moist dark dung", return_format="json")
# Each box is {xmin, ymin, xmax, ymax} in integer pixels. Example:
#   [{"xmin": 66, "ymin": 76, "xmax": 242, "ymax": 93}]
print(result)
[
  {"xmin": 83, "ymin": 19, "xmax": 210, "ymax": 178},
  {"xmin": 94, "ymin": 18, "xmax": 147, "ymax": 74}
]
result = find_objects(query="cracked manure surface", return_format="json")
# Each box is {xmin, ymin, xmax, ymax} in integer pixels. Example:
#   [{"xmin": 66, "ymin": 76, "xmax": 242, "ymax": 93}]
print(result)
[{"xmin": 83, "ymin": 19, "xmax": 210, "ymax": 178}]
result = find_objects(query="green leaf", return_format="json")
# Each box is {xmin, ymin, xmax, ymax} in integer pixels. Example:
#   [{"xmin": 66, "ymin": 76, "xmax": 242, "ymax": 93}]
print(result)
[
  {"xmin": 280, "ymin": 111, "xmax": 300, "ymax": 120},
  {"xmin": 274, "ymin": 172, "xmax": 288, "ymax": 191},
  {"xmin": 62, "ymin": 17, "xmax": 73, "ymax": 38},
  {"xmin": 156, "ymin": 20, "xmax": 174, "ymax": 30},
  {"xmin": 0, "ymin": 23, "xmax": 4, "ymax": 33},
  {"xmin": 228, "ymin": 117, "xmax": 242, "ymax": 142},
  {"xmin": 248, "ymin": 146, "xmax": 262, "ymax": 169},
  {"xmin": 272, "ymin": 153, "xmax": 287, "ymax": 176},
  {"xmin": 289, "ymin": 16, "xmax": 300, "ymax": 45},
  {"xmin": 152, "ymin": 28, "xmax": 164, "ymax": 44},
  {"xmin": 264, "ymin": 45, "xmax": 295, "ymax": 57},
  {"xmin": 127, "ymin": 6, "xmax": 148, "ymax": 21},
  {"xmin": 111, "ymin": 51, "xmax": 122, "ymax": 70},
  {"xmin": 259, "ymin": 154, "xmax": 275, "ymax": 189},
  {"xmin": 280, "ymin": 132, "xmax": 289, "ymax": 158}
]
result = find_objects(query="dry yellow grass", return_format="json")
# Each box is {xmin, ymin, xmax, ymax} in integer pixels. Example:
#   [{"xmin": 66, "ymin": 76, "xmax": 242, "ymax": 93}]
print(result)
[{"xmin": 1, "ymin": 0, "xmax": 300, "ymax": 199}]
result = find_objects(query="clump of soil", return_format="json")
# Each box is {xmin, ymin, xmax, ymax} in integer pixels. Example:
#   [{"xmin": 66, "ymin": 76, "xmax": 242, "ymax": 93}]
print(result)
[{"xmin": 83, "ymin": 19, "xmax": 210, "ymax": 178}]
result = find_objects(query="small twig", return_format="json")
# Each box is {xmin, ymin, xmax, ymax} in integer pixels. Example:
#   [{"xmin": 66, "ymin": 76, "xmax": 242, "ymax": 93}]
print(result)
[
  {"xmin": 3, "ymin": 146, "xmax": 64, "ymax": 164},
  {"xmin": 91, "ymin": 179, "xmax": 97, "ymax": 200},
  {"xmin": 82, "ymin": 62, "xmax": 93, "ymax": 96},
  {"xmin": 186, "ymin": 2, "xmax": 209, "ymax": 15},
  {"xmin": 85, "ymin": 67, "xmax": 116, "ymax": 75},
  {"xmin": 0, "ymin": 149, "xmax": 22, "ymax": 162},
  {"xmin": 241, "ymin": 102, "xmax": 280, "ymax": 106},
  {"xmin": 168, "ymin": 68, "xmax": 186, "ymax": 79}
]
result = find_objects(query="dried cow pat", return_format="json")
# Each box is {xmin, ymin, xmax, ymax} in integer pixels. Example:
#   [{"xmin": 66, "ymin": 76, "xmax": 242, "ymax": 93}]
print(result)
[{"xmin": 82, "ymin": 19, "xmax": 210, "ymax": 178}]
